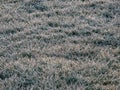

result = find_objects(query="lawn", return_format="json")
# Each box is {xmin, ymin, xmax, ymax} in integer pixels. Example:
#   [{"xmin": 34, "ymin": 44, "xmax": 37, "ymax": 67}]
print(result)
[{"xmin": 0, "ymin": 0, "xmax": 120, "ymax": 90}]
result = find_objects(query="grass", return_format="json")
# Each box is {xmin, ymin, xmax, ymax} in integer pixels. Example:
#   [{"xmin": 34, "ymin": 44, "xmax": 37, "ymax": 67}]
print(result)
[{"xmin": 0, "ymin": 0, "xmax": 120, "ymax": 90}]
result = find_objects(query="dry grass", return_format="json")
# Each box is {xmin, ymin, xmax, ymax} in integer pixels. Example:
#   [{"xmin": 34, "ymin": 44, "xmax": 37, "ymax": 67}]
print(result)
[{"xmin": 0, "ymin": 0, "xmax": 120, "ymax": 90}]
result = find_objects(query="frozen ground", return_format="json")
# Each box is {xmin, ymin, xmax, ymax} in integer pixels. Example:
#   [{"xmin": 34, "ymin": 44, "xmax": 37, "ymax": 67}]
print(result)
[{"xmin": 0, "ymin": 0, "xmax": 120, "ymax": 90}]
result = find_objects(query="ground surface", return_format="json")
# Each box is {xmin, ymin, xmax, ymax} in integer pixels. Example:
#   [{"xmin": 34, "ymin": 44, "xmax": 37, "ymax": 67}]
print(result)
[{"xmin": 0, "ymin": 0, "xmax": 120, "ymax": 90}]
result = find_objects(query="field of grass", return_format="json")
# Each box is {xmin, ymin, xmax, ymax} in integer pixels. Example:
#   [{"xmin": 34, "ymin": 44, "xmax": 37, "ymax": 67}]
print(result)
[{"xmin": 0, "ymin": 0, "xmax": 120, "ymax": 90}]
